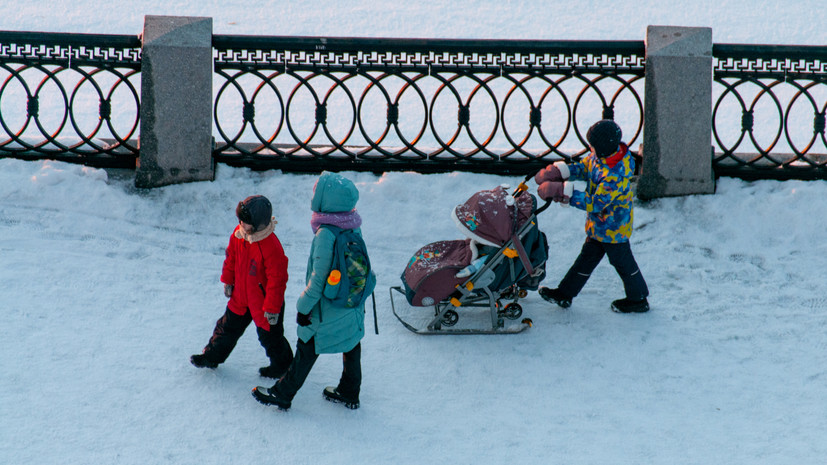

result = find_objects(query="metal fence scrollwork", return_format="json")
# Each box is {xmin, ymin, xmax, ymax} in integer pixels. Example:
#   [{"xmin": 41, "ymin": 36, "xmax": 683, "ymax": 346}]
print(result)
[
  {"xmin": 4, "ymin": 28, "xmax": 822, "ymax": 182},
  {"xmin": 713, "ymin": 44, "xmax": 827, "ymax": 179},
  {"xmin": 0, "ymin": 31, "xmax": 141, "ymax": 168},
  {"xmin": 212, "ymin": 36, "xmax": 646, "ymax": 174}
]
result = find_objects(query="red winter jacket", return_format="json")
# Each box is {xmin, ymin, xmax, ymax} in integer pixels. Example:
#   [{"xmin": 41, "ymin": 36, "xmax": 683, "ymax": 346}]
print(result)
[{"xmin": 221, "ymin": 225, "xmax": 289, "ymax": 330}]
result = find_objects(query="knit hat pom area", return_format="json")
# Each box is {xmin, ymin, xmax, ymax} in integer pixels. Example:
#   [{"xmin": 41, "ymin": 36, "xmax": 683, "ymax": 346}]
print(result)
[{"xmin": 586, "ymin": 120, "xmax": 622, "ymax": 157}]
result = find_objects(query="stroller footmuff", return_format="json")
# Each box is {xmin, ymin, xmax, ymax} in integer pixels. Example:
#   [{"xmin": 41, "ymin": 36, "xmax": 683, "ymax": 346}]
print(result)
[{"xmin": 390, "ymin": 185, "xmax": 549, "ymax": 334}]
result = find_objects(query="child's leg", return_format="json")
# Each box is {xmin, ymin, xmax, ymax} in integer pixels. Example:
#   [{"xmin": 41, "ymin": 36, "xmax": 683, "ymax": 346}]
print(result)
[
  {"xmin": 337, "ymin": 343, "xmax": 362, "ymax": 400},
  {"xmin": 273, "ymin": 337, "xmax": 318, "ymax": 400},
  {"xmin": 557, "ymin": 238, "xmax": 605, "ymax": 298},
  {"xmin": 202, "ymin": 307, "xmax": 252, "ymax": 364},
  {"xmin": 604, "ymin": 242, "xmax": 648, "ymax": 300},
  {"xmin": 255, "ymin": 305, "xmax": 294, "ymax": 374}
]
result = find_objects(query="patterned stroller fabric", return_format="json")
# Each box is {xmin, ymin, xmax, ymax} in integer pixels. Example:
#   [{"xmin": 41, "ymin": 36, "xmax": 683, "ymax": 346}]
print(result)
[
  {"xmin": 402, "ymin": 239, "xmax": 473, "ymax": 306},
  {"xmin": 452, "ymin": 185, "xmax": 534, "ymax": 246}
]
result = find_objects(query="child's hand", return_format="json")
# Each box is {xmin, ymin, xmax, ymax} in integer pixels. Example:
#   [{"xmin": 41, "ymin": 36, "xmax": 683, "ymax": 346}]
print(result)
[
  {"xmin": 296, "ymin": 312, "xmax": 312, "ymax": 327},
  {"xmin": 537, "ymin": 181, "xmax": 571, "ymax": 204},
  {"xmin": 534, "ymin": 161, "xmax": 569, "ymax": 184},
  {"xmin": 224, "ymin": 284, "xmax": 234, "ymax": 297}
]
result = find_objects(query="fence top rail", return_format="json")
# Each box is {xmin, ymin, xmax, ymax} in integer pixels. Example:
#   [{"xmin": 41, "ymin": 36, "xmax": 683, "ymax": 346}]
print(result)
[
  {"xmin": 714, "ymin": 43, "xmax": 827, "ymax": 61},
  {"xmin": 713, "ymin": 43, "xmax": 827, "ymax": 78},
  {"xmin": 0, "ymin": 30, "xmax": 141, "ymax": 49},
  {"xmin": 0, "ymin": 30, "xmax": 142, "ymax": 68},
  {"xmin": 213, "ymin": 35, "xmax": 646, "ymax": 74},
  {"xmin": 213, "ymin": 34, "xmax": 645, "ymax": 55}
]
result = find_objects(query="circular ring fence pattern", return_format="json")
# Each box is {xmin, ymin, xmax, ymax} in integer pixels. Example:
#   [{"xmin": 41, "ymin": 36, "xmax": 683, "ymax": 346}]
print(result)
[
  {"xmin": 212, "ymin": 36, "xmax": 646, "ymax": 174},
  {"xmin": 0, "ymin": 31, "xmax": 141, "ymax": 168}
]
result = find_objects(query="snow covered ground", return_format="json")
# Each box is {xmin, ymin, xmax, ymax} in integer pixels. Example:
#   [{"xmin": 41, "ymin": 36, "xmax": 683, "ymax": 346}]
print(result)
[{"xmin": 2, "ymin": 1, "xmax": 826, "ymax": 464}]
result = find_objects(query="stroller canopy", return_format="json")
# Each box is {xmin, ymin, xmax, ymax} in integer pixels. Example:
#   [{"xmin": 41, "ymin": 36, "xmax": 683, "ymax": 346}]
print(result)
[{"xmin": 451, "ymin": 185, "xmax": 534, "ymax": 246}]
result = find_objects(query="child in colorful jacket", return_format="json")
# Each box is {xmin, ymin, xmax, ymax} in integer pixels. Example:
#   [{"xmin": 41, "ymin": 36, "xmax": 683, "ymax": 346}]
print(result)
[
  {"xmin": 191, "ymin": 195, "xmax": 294, "ymax": 377},
  {"xmin": 535, "ymin": 119, "xmax": 649, "ymax": 313},
  {"xmin": 253, "ymin": 171, "xmax": 366, "ymax": 410}
]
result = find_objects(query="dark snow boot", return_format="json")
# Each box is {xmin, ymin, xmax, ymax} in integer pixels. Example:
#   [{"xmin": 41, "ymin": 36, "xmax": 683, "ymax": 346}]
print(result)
[
  {"xmin": 538, "ymin": 287, "xmax": 572, "ymax": 309},
  {"xmin": 258, "ymin": 365, "xmax": 286, "ymax": 379},
  {"xmin": 323, "ymin": 386, "xmax": 360, "ymax": 410},
  {"xmin": 190, "ymin": 353, "xmax": 219, "ymax": 369},
  {"xmin": 252, "ymin": 386, "xmax": 291, "ymax": 411},
  {"xmin": 611, "ymin": 298, "xmax": 650, "ymax": 313}
]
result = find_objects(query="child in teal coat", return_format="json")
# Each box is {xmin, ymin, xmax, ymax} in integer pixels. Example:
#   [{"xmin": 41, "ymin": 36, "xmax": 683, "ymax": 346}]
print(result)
[{"xmin": 253, "ymin": 171, "xmax": 366, "ymax": 410}]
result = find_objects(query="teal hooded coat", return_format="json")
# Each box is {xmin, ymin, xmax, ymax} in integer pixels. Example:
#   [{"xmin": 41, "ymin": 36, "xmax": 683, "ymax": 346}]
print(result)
[{"xmin": 296, "ymin": 172, "xmax": 366, "ymax": 354}]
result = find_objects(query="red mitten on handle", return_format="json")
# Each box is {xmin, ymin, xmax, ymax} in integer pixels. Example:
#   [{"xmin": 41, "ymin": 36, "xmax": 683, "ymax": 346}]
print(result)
[
  {"xmin": 537, "ymin": 181, "xmax": 573, "ymax": 204},
  {"xmin": 533, "ymin": 161, "xmax": 570, "ymax": 184}
]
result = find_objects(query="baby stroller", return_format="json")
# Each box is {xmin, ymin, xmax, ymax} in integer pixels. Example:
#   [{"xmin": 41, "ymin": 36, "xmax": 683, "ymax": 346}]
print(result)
[{"xmin": 389, "ymin": 183, "xmax": 550, "ymax": 334}]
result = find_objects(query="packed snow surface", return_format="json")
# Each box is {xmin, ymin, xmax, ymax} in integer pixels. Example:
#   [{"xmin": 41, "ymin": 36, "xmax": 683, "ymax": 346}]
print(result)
[{"xmin": 2, "ymin": 1, "xmax": 826, "ymax": 463}]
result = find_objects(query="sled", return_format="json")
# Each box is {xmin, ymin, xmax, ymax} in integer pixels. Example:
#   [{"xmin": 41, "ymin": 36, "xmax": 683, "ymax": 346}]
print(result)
[{"xmin": 389, "ymin": 286, "xmax": 534, "ymax": 335}]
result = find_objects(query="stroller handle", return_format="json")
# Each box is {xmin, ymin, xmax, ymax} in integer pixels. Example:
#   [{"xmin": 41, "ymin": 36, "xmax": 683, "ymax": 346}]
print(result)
[
  {"xmin": 513, "ymin": 170, "xmax": 551, "ymax": 216},
  {"xmin": 534, "ymin": 199, "xmax": 552, "ymax": 215}
]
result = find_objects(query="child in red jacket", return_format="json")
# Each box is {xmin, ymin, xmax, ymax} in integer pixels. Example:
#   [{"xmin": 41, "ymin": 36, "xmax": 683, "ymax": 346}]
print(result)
[{"xmin": 191, "ymin": 195, "xmax": 293, "ymax": 378}]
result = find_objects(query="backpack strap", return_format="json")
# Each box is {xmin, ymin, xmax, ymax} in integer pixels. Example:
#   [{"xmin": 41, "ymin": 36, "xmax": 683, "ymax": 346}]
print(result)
[{"xmin": 318, "ymin": 224, "xmax": 345, "ymax": 261}]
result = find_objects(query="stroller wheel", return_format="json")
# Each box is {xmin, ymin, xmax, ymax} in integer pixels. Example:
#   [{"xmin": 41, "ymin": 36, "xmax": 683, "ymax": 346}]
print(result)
[
  {"xmin": 502, "ymin": 303, "xmax": 523, "ymax": 320},
  {"xmin": 441, "ymin": 309, "xmax": 459, "ymax": 326}
]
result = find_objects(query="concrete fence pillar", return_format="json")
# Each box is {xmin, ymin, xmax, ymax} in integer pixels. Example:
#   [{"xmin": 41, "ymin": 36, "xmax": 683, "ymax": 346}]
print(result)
[
  {"xmin": 136, "ymin": 15, "xmax": 214, "ymax": 188},
  {"xmin": 637, "ymin": 26, "xmax": 715, "ymax": 200}
]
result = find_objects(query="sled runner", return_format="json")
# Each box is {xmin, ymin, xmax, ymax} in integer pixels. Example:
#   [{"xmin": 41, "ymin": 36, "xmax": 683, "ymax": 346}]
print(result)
[{"xmin": 390, "ymin": 183, "xmax": 550, "ymax": 335}]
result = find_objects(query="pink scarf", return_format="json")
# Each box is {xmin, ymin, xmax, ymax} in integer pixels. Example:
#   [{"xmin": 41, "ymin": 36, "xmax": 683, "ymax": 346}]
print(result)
[{"xmin": 311, "ymin": 210, "xmax": 362, "ymax": 233}]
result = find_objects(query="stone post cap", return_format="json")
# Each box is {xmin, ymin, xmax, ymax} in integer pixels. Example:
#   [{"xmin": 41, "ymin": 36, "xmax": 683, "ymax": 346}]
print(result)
[
  {"xmin": 142, "ymin": 15, "xmax": 212, "ymax": 47},
  {"xmin": 645, "ymin": 26, "xmax": 712, "ymax": 57}
]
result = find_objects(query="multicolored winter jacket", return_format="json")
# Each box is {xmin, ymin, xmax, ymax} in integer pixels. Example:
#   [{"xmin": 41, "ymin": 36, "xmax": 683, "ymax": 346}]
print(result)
[{"xmin": 568, "ymin": 143, "xmax": 635, "ymax": 243}]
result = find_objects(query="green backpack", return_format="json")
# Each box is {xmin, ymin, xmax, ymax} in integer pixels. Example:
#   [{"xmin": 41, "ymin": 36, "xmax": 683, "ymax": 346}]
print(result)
[{"xmin": 321, "ymin": 225, "xmax": 377, "ymax": 308}]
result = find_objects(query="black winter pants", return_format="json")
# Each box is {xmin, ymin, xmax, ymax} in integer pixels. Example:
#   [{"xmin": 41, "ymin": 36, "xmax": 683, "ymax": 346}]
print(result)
[
  {"xmin": 273, "ymin": 338, "xmax": 362, "ymax": 401},
  {"xmin": 202, "ymin": 306, "xmax": 293, "ymax": 372},
  {"xmin": 557, "ymin": 237, "xmax": 648, "ymax": 301}
]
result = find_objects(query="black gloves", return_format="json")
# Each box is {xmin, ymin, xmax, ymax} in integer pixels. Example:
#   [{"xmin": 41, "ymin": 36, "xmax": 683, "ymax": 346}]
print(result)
[{"xmin": 296, "ymin": 312, "xmax": 312, "ymax": 327}]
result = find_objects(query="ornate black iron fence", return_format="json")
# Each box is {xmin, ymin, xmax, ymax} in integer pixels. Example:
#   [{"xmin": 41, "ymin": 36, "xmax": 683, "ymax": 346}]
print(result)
[
  {"xmin": 713, "ymin": 44, "xmax": 827, "ymax": 180},
  {"xmin": 212, "ymin": 36, "xmax": 646, "ymax": 174},
  {"xmin": 0, "ymin": 31, "xmax": 141, "ymax": 168},
  {"xmin": 3, "ymin": 28, "xmax": 825, "ymax": 182}
]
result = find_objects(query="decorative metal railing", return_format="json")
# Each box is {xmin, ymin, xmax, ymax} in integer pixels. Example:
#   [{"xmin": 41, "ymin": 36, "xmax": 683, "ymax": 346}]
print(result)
[
  {"xmin": 713, "ymin": 44, "xmax": 827, "ymax": 179},
  {"xmin": 0, "ymin": 31, "xmax": 141, "ymax": 168},
  {"xmin": 3, "ymin": 29, "xmax": 824, "ymax": 182},
  {"xmin": 212, "ymin": 36, "xmax": 646, "ymax": 174}
]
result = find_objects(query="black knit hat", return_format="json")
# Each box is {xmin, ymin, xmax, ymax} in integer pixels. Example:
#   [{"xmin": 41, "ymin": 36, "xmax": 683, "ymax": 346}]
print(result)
[
  {"xmin": 236, "ymin": 195, "xmax": 272, "ymax": 232},
  {"xmin": 586, "ymin": 120, "xmax": 622, "ymax": 157}
]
